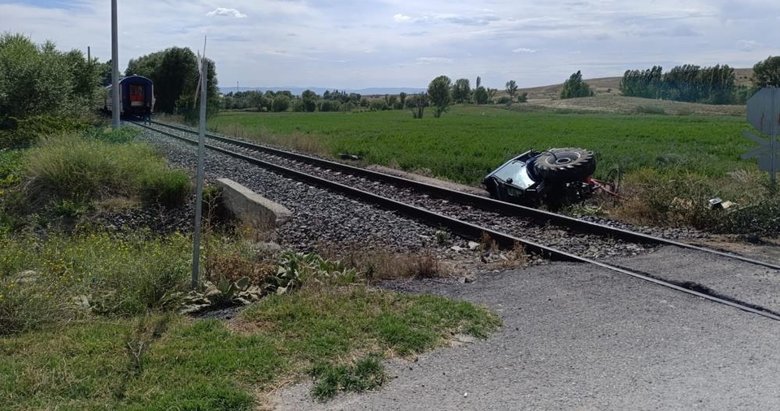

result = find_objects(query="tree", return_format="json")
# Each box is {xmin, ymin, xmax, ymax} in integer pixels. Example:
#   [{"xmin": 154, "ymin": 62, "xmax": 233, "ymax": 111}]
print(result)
[
  {"xmin": 399, "ymin": 92, "xmax": 407, "ymax": 108},
  {"xmin": 505, "ymin": 80, "xmax": 518, "ymax": 103},
  {"xmin": 0, "ymin": 33, "xmax": 97, "ymax": 119},
  {"xmin": 427, "ymin": 75, "xmax": 452, "ymax": 118},
  {"xmin": 271, "ymin": 95, "xmax": 290, "ymax": 112},
  {"xmin": 409, "ymin": 93, "xmax": 427, "ymax": 119},
  {"xmin": 560, "ymin": 70, "xmax": 593, "ymax": 99},
  {"xmin": 619, "ymin": 66, "xmax": 663, "ymax": 98},
  {"xmin": 473, "ymin": 86, "xmax": 489, "ymax": 104},
  {"xmin": 126, "ymin": 47, "xmax": 219, "ymax": 116},
  {"xmin": 452, "ymin": 78, "xmax": 471, "ymax": 103},
  {"xmin": 301, "ymin": 89, "xmax": 318, "ymax": 112},
  {"xmin": 752, "ymin": 56, "xmax": 780, "ymax": 88},
  {"xmin": 476, "ymin": 76, "xmax": 481, "ymax": 89}
]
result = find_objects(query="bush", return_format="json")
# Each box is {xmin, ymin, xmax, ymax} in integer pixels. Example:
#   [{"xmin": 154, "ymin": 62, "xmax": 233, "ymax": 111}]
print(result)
[
  {"xmin": 717, "ymin": 196, "xmax": 780, "ymax": 235},
  {"xmin": 24, "ymin": 134, "xmax": 191, "ymax": 209},
  {"xmin": 495, "ymin": 96, "xmax": 512, "ymax": 105},
  {"xmin": 0, "ymin": 114, "xmax": 90, "ymax": 149},
  {"xmin": 139, "ymin": 170, "xmax": 191, "ymax": 208},
  {"xmin": 83, "ymin": 126, "xmax": 139, "ymax": 144}
]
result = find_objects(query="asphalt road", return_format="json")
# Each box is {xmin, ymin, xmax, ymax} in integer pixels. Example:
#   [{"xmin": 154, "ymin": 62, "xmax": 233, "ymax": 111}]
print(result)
[{"xmin": 273, "ymin": 246, "xmax": 780, "ymax": 410}]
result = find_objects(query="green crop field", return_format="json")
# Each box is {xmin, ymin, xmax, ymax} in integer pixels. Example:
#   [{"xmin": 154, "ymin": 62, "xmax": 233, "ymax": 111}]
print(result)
[{"xmin": 210, "ymin": 105, "xmax": 753, "ymax": 186}]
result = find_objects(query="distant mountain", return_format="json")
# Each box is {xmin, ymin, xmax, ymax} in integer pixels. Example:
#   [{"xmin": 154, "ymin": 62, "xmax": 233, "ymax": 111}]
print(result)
[{"xmin": 219, "ymin": 86, "xmax": 426, "ymax": 97}]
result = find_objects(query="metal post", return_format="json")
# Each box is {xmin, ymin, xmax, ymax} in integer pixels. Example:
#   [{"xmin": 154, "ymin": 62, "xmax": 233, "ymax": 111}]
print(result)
[
  {"xmin": 191, "ymin": 57, "xmax": 208, "ymax": 289},
  {"xmin": 771, "ymin": 90, "xmax": 777, "ymax": 190},
  {"xmin": 111, "ymin": 0, "xmax": 120, "ymax": 128}
]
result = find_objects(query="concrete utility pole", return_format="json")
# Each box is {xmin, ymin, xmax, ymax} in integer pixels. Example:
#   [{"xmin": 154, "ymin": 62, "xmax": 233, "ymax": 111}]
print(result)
[{"xmin": 111, "ymin": 0, "xmax": 120, "ymax": 128}]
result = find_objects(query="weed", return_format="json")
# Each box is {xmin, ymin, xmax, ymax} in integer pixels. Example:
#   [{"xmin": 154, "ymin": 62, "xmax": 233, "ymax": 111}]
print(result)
[
  {"xmin": 114, "ymin": 313, "xmax": 172, "ymax": 399},
  {"xmin": 319, "ymin": 246, "xmax": 444, "ymax": 281},
  {"xmin": 310, "ymin": 354, "xmax": 386, "ymax": 401},
  {"xmin": 435, "ymin": 229, "xmax": 450, "ymax": 245},
  {"xmin": 479, "ymin": 232, "xmax": 498, "ymax": 252}
]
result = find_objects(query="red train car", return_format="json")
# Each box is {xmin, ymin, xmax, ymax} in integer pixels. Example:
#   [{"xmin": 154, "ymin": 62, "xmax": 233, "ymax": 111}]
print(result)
[{"xmin": 104, "ymin": 75, "xmax": 155, "ymax": 118}]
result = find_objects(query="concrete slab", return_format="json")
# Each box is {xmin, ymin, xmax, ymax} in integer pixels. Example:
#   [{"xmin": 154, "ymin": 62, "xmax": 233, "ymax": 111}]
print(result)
[{"xmin": 215, "ymin": 178, "xmax": 292, "ymax": 231}]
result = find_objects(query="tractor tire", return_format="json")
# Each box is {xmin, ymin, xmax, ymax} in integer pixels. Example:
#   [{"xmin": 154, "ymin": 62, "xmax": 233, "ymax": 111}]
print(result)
[{"xmin": 533, "ymin": 148, "xmax": 596, "ymax": 183}]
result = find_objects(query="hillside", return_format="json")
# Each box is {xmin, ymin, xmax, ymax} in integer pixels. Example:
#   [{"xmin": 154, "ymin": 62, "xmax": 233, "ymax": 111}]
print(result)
[{"xmin": 519, "ymin": 68, "xmax": 754, "ymax": 100}]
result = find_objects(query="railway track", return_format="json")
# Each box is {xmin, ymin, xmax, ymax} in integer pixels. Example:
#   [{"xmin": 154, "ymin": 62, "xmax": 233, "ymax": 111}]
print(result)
[{"xmin": 135, "ymin": 120, "xmax": 780, "ymax": 321}]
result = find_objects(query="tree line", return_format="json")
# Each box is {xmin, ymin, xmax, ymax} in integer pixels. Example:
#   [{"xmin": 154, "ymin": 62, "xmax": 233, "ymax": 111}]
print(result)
[
  {"xmin": 619, "ymin": 64, "xmax": 736, "ymax": 104},
  {"xmin": 619, "ymin": 56, "xmax": 780, "ymax": 105}
]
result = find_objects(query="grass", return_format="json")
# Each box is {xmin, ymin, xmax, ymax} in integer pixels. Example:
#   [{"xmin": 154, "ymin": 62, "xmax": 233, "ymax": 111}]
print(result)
[
  {"xmin": 210, "ymin": 105, "xmax": 752, "ymax": 185},
  {"xmin": 1, "ymin": 286, "xmax": 499, "ymax": 410},
  {"xmin": 210, "ymin": 105, "xmax": 780, "ymax": 235},
  {"xmin": 0, "ymin": 231, "xmax": 192, "ymax": 334},
  {"xmin": 24, "ymin": 130, "xmax": 191, "ymax": 209}
]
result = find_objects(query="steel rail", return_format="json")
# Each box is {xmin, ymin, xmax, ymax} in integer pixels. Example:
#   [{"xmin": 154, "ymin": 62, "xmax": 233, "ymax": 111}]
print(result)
[
  {"xmin": 150, "ymin": 120, "xmax": 780, "ymax": 271},
  {"xmin": 137, "ymin": 121, "xmax": 780, "ymax": 322}
]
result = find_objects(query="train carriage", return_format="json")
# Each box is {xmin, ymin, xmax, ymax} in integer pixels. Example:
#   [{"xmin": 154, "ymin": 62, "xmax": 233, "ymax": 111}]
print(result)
[{"xmin": 104, "ymin": 75, "xmax": 155, "ymax": 118}]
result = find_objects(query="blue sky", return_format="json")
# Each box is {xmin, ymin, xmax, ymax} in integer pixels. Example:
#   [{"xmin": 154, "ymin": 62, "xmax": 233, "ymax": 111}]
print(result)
[{"xmin": 1, "ymin": 0, "xmax": 778, "ymax": 90}]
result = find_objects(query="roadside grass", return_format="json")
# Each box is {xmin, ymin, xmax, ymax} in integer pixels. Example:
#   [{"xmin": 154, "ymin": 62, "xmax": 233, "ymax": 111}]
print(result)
[
  {"xmin": 0, "ymin": 231, "xmax": 192, "ymax": 335},
  {"xmin": 1, "ymin": 285, "xmax": 500, "ymax": 410}
]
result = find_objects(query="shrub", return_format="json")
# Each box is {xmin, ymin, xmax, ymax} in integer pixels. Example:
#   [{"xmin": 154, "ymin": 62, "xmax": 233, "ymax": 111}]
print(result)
[
  {"xmin": 517, "ymin": 92, "xmax": 528, "ymax": 103},
  {"xmin": 495, "ymin": 96, "xmax": 512, "ymax": 105},
  {"xmin": 83, "ymin": 126, "xmax": 139, "ymax": 144},
  {"xmin": 0, "ymin": 115, "xmax": 90, "ymax": 149},
  {"xmin": 716, "ymin": 196, "xmax": 780, "ymax": 235},
  {"xmin": 24, "ymin": 134, "xmax": 190, "ymax": 209},
  {"xmin": 139, "ymin": 170, "xmax": 191, "ymax": 208}
]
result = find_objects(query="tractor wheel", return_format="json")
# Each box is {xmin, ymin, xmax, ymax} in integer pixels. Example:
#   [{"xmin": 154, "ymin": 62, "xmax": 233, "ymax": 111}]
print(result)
[{"xmin": 533, "ymin": 148, "xmax": 596, "ymax": 183}]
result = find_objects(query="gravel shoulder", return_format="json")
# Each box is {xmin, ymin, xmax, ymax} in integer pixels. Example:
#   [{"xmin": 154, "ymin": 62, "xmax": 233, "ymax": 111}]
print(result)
[{"xmin": 272, "ymin": 251, "xmax": 780, "ymax": 410}]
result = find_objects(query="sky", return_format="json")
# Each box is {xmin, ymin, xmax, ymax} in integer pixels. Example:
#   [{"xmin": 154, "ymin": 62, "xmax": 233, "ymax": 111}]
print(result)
[{"xmin": 1, "ymin": 0, "xmax": 778, "ymax": 90}]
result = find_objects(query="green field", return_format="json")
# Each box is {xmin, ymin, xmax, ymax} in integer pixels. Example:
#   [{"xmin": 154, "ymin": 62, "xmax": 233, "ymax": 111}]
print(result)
[{"xmin": 210, "ymin": 105, "xmax": 753, "ymax": 186}]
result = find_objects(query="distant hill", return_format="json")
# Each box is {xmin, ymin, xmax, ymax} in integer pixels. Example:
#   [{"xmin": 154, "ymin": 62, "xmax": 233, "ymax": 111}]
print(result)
[
  {"xmin": 519, "ymin": 68, "xmax": 754, "ymax": 100},
  {"xmin": 219, "ymin": 86, "xmax": 426, "ymax": 97}
]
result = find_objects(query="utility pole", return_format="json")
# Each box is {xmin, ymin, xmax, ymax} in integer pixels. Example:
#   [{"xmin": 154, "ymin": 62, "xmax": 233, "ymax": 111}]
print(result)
[{"xmin": 111, "ymin": 0, "xmax": 120, "ymax": 128}]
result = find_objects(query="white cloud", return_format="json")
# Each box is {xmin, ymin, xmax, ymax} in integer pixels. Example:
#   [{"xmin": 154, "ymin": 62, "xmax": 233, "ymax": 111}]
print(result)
[
  {"xmin": 737, "ymin": 40, "xmax": 757, "ymax": 51},
  {"xmin": 3, "ymin": 0, "xmax": 780, "ymax": 89},
  {"xmin": 207, "ymin": 8, "xmax": 246, "ymax": 18},
  {"xmin": 416, "ymin": 57, "xmax": 453, "ymax": 64}
]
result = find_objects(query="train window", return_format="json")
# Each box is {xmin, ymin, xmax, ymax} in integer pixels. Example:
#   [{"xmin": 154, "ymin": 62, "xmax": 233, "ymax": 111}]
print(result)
[{"xmin": 129, "ymin": 84, "xmax": 144, "ymax": 106}]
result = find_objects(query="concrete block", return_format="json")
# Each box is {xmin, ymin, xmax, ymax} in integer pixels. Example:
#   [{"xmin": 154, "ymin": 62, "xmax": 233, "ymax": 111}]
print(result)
[{"xmin": 215, "ymin": 178, "xmax": 292, "ymax": 231}]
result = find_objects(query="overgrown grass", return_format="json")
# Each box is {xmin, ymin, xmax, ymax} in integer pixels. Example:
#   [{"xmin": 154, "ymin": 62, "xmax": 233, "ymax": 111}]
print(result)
[
  {"xmin": 0, "ymin": 232, "xmax": 192, "ymax": 334},
  {"xmin": 24, "ymin": 131, "xmax": 191, "ymax": 209},
  {"xmin": 0, "ymin": 285, "xmax": 499, "ymax": 409}
]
